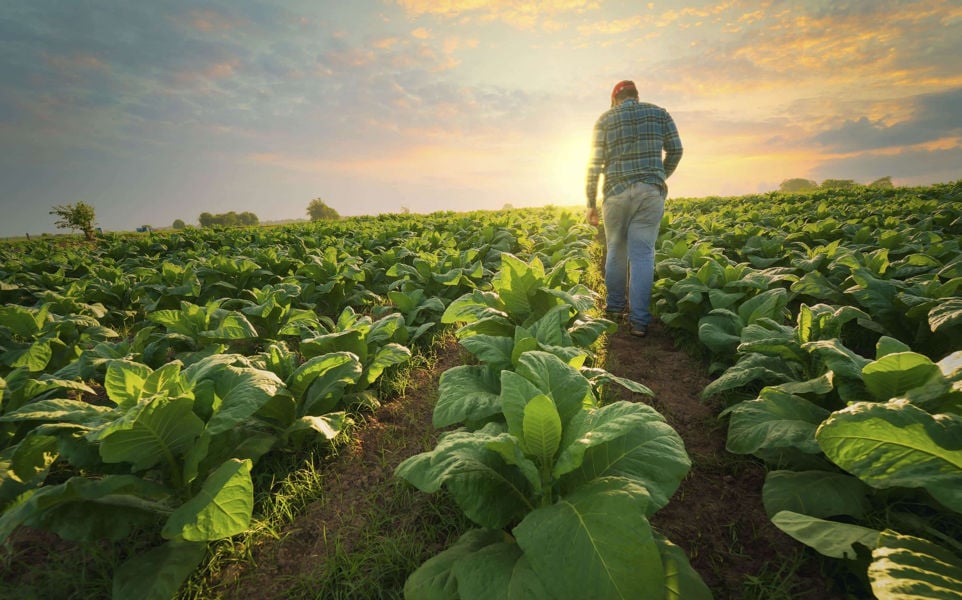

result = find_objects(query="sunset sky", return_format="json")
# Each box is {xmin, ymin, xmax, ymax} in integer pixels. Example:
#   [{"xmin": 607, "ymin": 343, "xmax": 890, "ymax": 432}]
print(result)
[{"xmin": 2, "ymin": 0, "xmax": 961, "ymax": 237}]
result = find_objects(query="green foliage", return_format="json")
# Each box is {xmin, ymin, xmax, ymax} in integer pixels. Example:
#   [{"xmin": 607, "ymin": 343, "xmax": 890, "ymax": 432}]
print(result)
[
  {"xmin": 307, "ymin": 197, "xmax": 340, "ymax": 221},
  {"xmin": 778, "ymin": 178, "xmax": 817, "ymax": 193},
  {"xmin": 655, "ymin": 180, "xmax": 962, "ymax": 597},
  {"xmin": 819, "ymin": 178, "xmax": 858, "ymax": 189},
  {"xmin": 396, "ymin": 249, "xmax": 707, "ymax": 599},
  {"xmin": 1, "ymin": 206, "xmax": 592, "ymax": 598},
  {"xmin": 198, "ymin": 211, "xmax": 259, "ymax": 228},
  {"xmin": 49, "ymin": 202, "xmax": 97, "ymax": 240}
]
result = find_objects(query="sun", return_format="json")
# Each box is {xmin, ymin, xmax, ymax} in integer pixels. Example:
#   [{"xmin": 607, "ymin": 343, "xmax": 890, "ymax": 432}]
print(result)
[{"xmin": 543, "ymin": 133, "xmax": 592, "ymax": 207}]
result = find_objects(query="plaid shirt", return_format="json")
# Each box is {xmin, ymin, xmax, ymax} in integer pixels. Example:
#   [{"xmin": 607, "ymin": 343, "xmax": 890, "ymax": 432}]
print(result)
[{"xmin": 586, "ymin": 99, "xmax": 683, "ymax": 208}]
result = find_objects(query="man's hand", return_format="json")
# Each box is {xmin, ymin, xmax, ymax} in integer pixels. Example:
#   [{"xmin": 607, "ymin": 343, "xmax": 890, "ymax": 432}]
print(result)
[{"xmin": 586, "ymin": 207, "xmax": 599, "ymax": 226}]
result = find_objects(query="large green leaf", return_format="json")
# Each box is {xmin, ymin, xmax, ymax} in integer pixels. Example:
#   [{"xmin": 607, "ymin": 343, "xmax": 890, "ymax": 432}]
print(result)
[
  {"xmin": 816, "ymin": 400, "xmax": 962, "ymax": 513},
  {"xmin": 98, "ymin": 396, "xmax": 205, "ymax": 471},
  {"xmin": 460, "ymin": 334, "xmax": 515, "ymax": 370},
  {"xmin": 104, "ymin": 360, "xmax": 152, "ymax": 408},
  {"xmin": 557, "ymin": 402, "xmax": 689, "ymax": 513},
  {"xmin": 287, "ymin": 351, "xmax": 354, "ymax": 399},
  {"xmin": 8, "ymin": 340, "xmax": 53, "ymax": 372},
  {"xmin": 451, "ymin": 539, "xmax": 525, "ymax": 600},
  {"xmin": 738, "ymin": 287, "xmax": 789, "ymax": 324},
  {"xmin": 522, "ymin": 394, "xmax": 561, "ymax": 467},
  {"xmin": 655, "ymin": 533, "xmax": 713, "ymax": 600},
  {"xmin": 514, "ymin": 351, "xmax": 592, "ymax": 427},
  {"xmin": 496, "ymin": 253, "xmax": 541, "ymax": 321},
  {"xmin": 701, "ymin": 352, "xmax": 796, "ymax": 398},
  {"xmin": 395, "ymin": 424, "xmax": 534, "ymax": 529},
  {"xmin": 441, "ymin": 291, "xmax": 508, "ymax": 325},
  {"xmin": 698, "ymin": 310, "xmax": 742, "ymax": 356},
  {"xmin": 869, "ymin": 531, "xmax": 962, "ymax": 599},
  {"xmin": 514, "ymin": 477, "xmax": 664, "ymax": 600},
  {"xmin": 803, "ymin": 338, "xmax": 872, "ymax": 381},
  {"xmin": 403, "ymin": 528, "xmax": 505, "ymax": 600},
  {"xmin": 501, "ymin": 370, "xmax": 549, "ymax": 440},
  {"xmin": 528, "ymin": 304, "xmax": 572, "ymax": 348},
  {"xmin": 771, "ymin": 510, "xmax": 879, "ymax": 559},
  {"xmin": 1, "ymin": 398, "xmax": 114, "ymax": 426},
  {"xmin": 725, "ymin": 390, "xmax": 830, "ymax": 455},
  {"xmin": 0, "ymin": 475, "xmax": 171, "ymax": 543},
  {"xmin": 580, "ymin": 367, "xmax": 654, "ymax": 397},
  {"xmin": 762, "ymin": 470, "xmax": 871, "ymax": 519},
  {"xmin": 433, "ymin": 365, "xmax": 502, "ymax": 428},
  {"xmin": 299, "ymin": 330, "xmax": 367, "ymax": 362},
  {"xmin": 287, "ymin": 351, "xmax": 362, "ymax": 415},
  {"xmin": 862, "ymin": 352, "xmax": 942, "ymax": 401},
  {"xmin": 162, "ymin": 458, "xmax": 253, "ymax": 541},
  {"xmin": 112, "ymin": 540, "xmax": 208, "ymax": 600},
  {"xmin": 358, "ymin": 342, "xmax": 411, "ymax": 388},
  {"xmin": 0, "ymin": 304, "xmax": 46, "ymax": 337},
  {"xmin": 203, "ymin": 365, "xmax": 284, "ymax": 435},
  {"xmin": 199, "ymin": 312, "xmax": 258, "ymax": 341},
  {"xmin": 929, "ymin": 298, "xmax": 962, "ymax": 332},
  {"xmin": 7, "ymin": 432, "xmax": 59, "ymax": 483}
]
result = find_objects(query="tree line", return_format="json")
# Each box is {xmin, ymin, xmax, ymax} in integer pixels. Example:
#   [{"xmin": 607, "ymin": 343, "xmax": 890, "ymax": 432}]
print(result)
[
  {"xmin": 779, "ymin": 176, "xmax": 894, "ymax": 192},
  {"xmin": 45, "ymin": 198, "xmax": 342, "ymax": 239}
]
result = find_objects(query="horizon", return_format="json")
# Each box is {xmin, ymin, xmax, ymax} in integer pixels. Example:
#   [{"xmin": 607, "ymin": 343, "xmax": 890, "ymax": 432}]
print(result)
[
  {"xmin": 2, "ymin": 1, "xmax": 961, "ymax": 237},
  {"xmin": 10, "ymin": 177, "xmax": 959, "ymax": 240}
]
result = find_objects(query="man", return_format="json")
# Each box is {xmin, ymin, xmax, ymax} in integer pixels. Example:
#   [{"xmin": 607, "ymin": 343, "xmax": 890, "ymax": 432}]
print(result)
[{"xmin": 586, "ymin": 80, "xmax": 683, "ymax": 338}]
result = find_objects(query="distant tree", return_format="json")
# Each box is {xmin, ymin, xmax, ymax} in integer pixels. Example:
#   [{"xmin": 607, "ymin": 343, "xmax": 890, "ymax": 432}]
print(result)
[
  {"xmin": 172, "ymin": 219, "xmax": 186, "ymax": 229},
  {"xmin": 778, "ymin": 178, "xmax": 818, "ymax": 193},
  {"xmin": 307, "ymin": 198, "xmax": 340, "ymax": 221},
  {"xmin": 820, "ymin": 179, "xmax": 858, "ymax": 189},
  {"xmin": 49, "ymin": 202, "xmax": 97, "ymax": 240},
  {"xmin": 502, "ymin": 203, "xmax": 515, "ymax": 210},
  {"xmin": 238, "ymin": 211, "xmax": 259, "ymax": 226},
  {"xmin": 399, "ymin": 206, "xmax": 411, "ymax": 215},
  {"xmin": 869, "ymin": 176, "xmax": 894, "ymax": 189},
  {"xmin": 198, "ymin": 211, "xmax": 260, "ymax": 228}
]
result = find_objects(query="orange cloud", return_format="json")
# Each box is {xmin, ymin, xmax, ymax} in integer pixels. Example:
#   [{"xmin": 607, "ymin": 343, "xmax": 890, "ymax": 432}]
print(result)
[
  {"xmin": 393, "ymin": 0, "xmax": 600, "ymax": 29},
  {"xmin": 44, "ymin": 53, "xmax": 108, "ymax": 72},
  {"xmin": 186, "ymin": 9, "xmax": 242, "ymax": 32}
]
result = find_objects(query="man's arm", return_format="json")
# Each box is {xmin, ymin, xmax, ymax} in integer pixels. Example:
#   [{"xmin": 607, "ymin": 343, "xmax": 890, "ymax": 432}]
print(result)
[
  {"xmin": 663, "ymin": 112, "xmax": 683, "ymax": 179},
  {"xmin": 585, "ymin": 118, "xmax": 606, "ymax": 208}
]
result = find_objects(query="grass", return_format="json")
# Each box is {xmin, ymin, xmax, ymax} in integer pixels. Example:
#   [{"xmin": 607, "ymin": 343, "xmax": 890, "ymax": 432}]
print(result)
[
  {"xmin": 738, "ymin": 548, "xmax": 812, "ymax": 600},
  {"xmin": 282, "ymin": 485, "xmax": 469, "ymax": 599},
  {"xmin": 175, "ymin": 329, "xmax": 466, "ymax": 599}
]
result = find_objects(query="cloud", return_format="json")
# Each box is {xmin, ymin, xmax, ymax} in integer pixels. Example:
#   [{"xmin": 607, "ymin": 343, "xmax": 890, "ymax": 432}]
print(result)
[
  {"xmin": 812, "ymin": 87, "xmax": 962, "ymax": 152},
  {"xmin": 392, "ymin": 0, "xmax": 601, "ymax": 29},
  {"xmin": 583, "ymin": 0, "xmax": 962, "ymax": 101},
  {"xmin": 811, "ymin": 144, "xmax": 962, "ymax": 187}
]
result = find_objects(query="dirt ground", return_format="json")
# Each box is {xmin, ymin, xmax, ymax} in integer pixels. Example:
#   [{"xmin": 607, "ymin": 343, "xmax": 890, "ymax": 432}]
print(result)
[
  {"xmin": 606, "ymin": 320, "xmax": 849, "ymax": 599},
  {"xmin": 3, "ymin": 323, "xmax": 852, "ymax": 599},
  {"xmin": 213, "ymin": 322, "xmax": 851, "ymax": 599}
]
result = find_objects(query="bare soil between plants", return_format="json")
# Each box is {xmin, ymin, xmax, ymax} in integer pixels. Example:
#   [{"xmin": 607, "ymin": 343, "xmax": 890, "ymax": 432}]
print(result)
[
  {"xmin": 212, "ymin": 323, "xmax": 848, "ymax": 599},
  {"xmin": 3, "ymin": 324, "xmax": 850, "ymax": 599}
]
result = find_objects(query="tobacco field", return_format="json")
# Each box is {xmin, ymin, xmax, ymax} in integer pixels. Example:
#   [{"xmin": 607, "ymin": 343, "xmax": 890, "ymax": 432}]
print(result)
[{"xmin": 2, "ymin": 181, "xmax": 961, "ymax": 599}]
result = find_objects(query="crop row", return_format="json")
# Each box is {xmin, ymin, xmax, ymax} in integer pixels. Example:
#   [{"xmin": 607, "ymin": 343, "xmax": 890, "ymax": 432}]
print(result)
[
  {"xmin": 0, "ymin": 209, "xmax": 604, "ymax": 598},
  {"xmin": 653, "ymin": 181, "xmax": 962, "ymax": 598},
  {"xmin": 395, "ymin": 248, "xmax": 711, "ymax": 598}
]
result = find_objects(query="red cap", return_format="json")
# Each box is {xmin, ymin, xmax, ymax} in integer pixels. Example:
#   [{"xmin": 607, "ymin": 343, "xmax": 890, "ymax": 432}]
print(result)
[{"xmin": 611, "ymin": 80, "xmax": 637, "ymax": 106}]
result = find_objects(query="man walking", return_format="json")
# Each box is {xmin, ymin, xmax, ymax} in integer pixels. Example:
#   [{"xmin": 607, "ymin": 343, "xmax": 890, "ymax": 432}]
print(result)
[{"xmin": 586, "ymin": 80, "xmax": 683, "ymax": 337}]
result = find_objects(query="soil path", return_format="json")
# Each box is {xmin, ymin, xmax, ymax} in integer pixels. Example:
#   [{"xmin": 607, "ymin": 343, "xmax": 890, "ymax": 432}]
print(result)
[
  {"xmin": 606, "ymin": 320, "xmax": 844, "ymax": 599},
  {"xmin": 1, "ymin": 325, "xmax": 849, "ymax": 600},
  {"xmin": 214, "ymin": 323, "xmax": 846, "ymax": 599}
]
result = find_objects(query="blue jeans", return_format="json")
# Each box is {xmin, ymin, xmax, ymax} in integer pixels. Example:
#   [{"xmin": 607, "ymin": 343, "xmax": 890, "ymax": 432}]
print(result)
[{"xmin": 602, "ymin": 182, "xmax": 666, "ymax": 329}]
